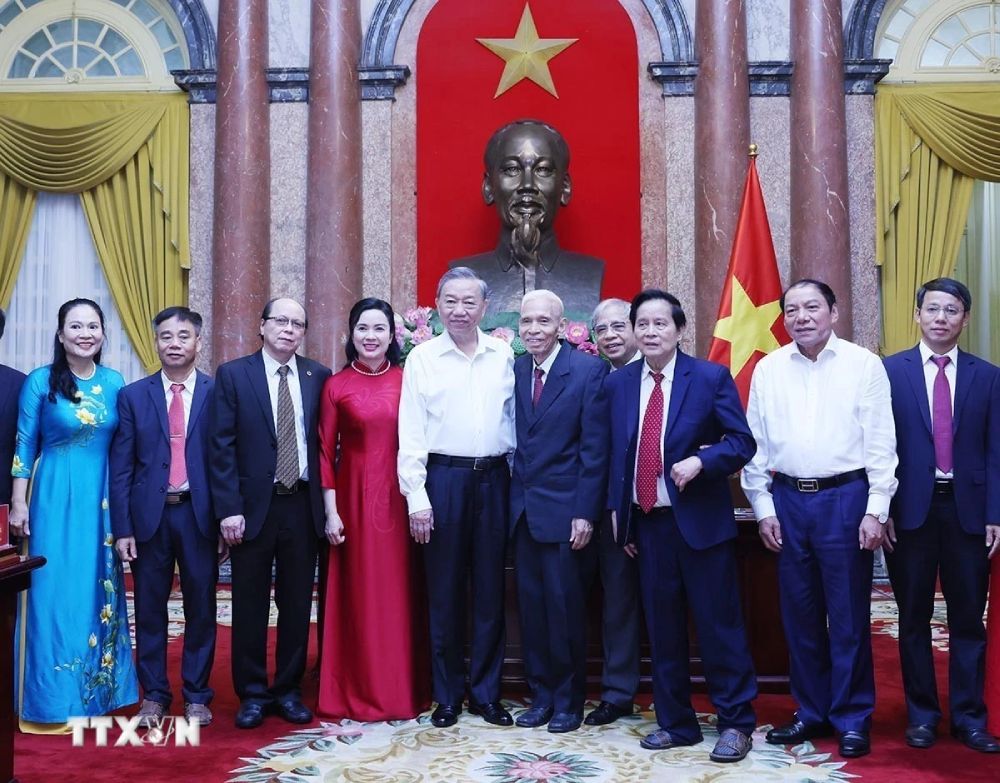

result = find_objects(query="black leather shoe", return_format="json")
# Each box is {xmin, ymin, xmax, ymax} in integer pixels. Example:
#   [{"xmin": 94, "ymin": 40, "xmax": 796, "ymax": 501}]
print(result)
[
  {"xmin": 839, "ymin": 730, "xmax": 871, "ymax": 758},
  {"xmin": 469, "ymin": 701, "xmax": 513, "ymax": 726},
  {"xmin": 277, "ymin": 699, "xmax": 313, "ymax": 724},
  {"xmin": 547, "ymin": 711, "xmax": 582, "ymax": 733},
  {"xmin": 431, "ymin": 703, "xmax": 460, "ymax": 728},
  {"xmin": 515, "ymin": 705, "xmax": 554, "ymax": 728},
  {"xmin": 584, "ymin": 701, "xmax": 630, "ymax": 726},
  {"xmin": 905, "ymin": 724, "xmax": 937, "ymax": 749},
  {"xmin": 951, "ymin": 726, "xmax": 1000, "ymax": 753},
  {"xmin": 766, "ymin": 718, "xmax": 835, "ymax": 745},
  {"xmin": 235, "ymin": 701, "xmax": 268, "ymax": 729}
]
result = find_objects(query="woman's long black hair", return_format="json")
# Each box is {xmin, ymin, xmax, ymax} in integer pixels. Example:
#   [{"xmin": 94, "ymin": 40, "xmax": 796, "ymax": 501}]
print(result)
[
  {"xmin": 345, "ymin": 298, "xmax": 401, "ymax": 367},
  {"xmin": 48, "ymin": 298, "xmax": 106, "ymax": 403}
]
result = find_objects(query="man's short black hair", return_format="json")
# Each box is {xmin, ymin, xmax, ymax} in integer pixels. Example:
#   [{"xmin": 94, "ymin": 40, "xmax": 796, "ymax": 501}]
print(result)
[
  {"xmin": 0, "ymin": 307, "xmax": 5, "ymax": 339},
  {"xmin": 153, "ymin": 306, "xmax": 203, "ymax": 334},
  {"xmin": 916, "ymin": 277, "xmax": 971, "ymax": 312},
  {"xmin": 780, "ymin": 279, "xmax": 836, "ymax": 311},
  {"xmin": 629, "ymin": 289, "xmax": 686, "ymax": 330}
]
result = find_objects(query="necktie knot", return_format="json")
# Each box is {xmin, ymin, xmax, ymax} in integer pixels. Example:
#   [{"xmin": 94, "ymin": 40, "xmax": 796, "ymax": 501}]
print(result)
[
  {"xmin": 170, "ymin": 383, "xmax": 185, "ymax": 394},
  {"xmin": 651, "ymin": 372, "xmax": 664, "ymax": 385},
  {"xmin": 932, "ymin": 355, "xmax": 950, "ymax": 370},
  {"xmin": 278, "ymin": 365, "xmax": 290, "ymax": 378},
  {"xmin": 534, "ymin": 367, "xmax": 544, "ymax": 381}
]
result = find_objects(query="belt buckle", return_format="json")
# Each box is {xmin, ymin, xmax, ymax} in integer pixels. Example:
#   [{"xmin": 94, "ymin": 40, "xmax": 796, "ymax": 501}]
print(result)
[
  {"xmin": 275, "ymin": 482, "xmax": 296, "ymax": 495},
  {"xmin": 472, "ymin": 457, "xmax": 488, "ymax": 471},
  {"xmin": 796, "ymin": 478, "xmax": 819, "ymax": 493}
]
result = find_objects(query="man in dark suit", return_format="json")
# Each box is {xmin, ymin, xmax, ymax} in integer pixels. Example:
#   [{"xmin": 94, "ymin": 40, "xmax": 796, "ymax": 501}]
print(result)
[
  {"xmin": 510, "ymin": 290, "xmax": 609, "ymax": 734},
  {"xmin": 110, "ymin": 306, "xmax": 217, "ymax": 727},
  {"xmin": 883, "ymin": 277, "xmax": 1000, "ymax": 753},
  {"xmin": 606, "ymin": 289, "xmax": 757, "ymax": 762},
  {"xmin": 0, "ymin": 308, "xmax": 26, "ymax": 508},
  {"xmin": 210, "ymin": 297, "xmax": 331, "ymax": 729}
]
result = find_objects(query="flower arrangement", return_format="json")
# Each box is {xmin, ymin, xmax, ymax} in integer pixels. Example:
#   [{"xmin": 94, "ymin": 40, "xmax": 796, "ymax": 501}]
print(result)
[{"xmin": 396, "ymin": 307, "xmax": 601, "ymax": 362}]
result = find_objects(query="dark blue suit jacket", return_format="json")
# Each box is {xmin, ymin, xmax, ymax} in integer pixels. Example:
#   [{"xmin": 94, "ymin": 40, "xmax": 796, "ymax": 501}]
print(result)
[
  {"xmin": 884, "ymin": 346, "xmax": 1000, "ymax": 535},
  {"xmin": 0, "ymin": 363, "xmax": 26, "ymax": 506},
  {"xmin": 605, "ymin": 351, "xmax": 756, "ymax": 551},
  {"xmin": 109, "ymin": 370, "xmax": 215, "ymax": 542},
  {"xmin": 209, "ymin": 350, "xmax": 331, "ymax": 540},
  {"xmin": 510, "ymin": 342, "xmax": 610, "ymax": 543}
]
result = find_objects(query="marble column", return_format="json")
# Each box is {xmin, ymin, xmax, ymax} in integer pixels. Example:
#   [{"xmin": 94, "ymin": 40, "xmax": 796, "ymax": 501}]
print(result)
[
  {"xmin": 694, "ymin": 0, "xmax": 750, "ymax": 355},
  {"xmin": 305, "ymin": 0, "xmax": 363, "ymax": 367},
  {"xmin": 212, "ymin": 0, "xmax": 271, "ymax": 366},
  {"xmin": 790, "ymin": 0, "xmax": 852, "ymax": 336}
]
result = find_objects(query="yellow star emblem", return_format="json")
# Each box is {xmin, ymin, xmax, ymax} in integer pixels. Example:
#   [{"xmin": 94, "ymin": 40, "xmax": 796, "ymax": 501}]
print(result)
[
  {"xmin": 476, "ymin": 3, "xmax": 578, "ymax": 98},
  {"xmin": 712, "ymin": 277, "xmax": 783, "ymax": 376}
]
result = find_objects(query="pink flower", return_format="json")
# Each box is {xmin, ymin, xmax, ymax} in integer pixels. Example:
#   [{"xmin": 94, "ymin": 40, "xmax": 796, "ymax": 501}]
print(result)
[
  {"xmin": 404, "ymin": 306, "xmax": 433, "ymax": 327},
  {"xmin": 395, "ymin": 319, "xmax": 412, "ymax": 349},
  {"xmin": 576, "ymin": 341, "xmax": 600, "ymax": 356},
  {"xmin": 411, "ymin": 324, "xmax": 433, "ymax": 344},
  {"xmin": 564, "ymin": 321, "xmax": 590, "ymax": 346},
  {"xmin": 507, "ymin": 759, "xmax": 571, "ymax": 780},
  {"xmin": 490, "ymin": 327, "xmax": 515, "ymax": 344}
]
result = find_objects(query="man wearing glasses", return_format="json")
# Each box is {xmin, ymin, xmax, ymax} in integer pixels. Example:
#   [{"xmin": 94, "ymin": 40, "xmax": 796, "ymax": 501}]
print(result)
[
  {"xmin": 883, "ymin": 278, "xmax": 1000, "ymax": 753},
  {"xmin": 211, "ymin": 298, "xmax": 331, "ymax": 729}
]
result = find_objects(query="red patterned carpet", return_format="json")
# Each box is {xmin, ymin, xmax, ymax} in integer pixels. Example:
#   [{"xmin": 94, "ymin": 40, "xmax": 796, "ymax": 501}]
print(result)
[{"xmin": 11, "ymin": 586, "xmax": 999, "ymax": 782}]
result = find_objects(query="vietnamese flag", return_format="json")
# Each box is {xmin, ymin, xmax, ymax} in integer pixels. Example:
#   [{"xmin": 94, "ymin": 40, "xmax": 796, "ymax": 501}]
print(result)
[{"xmin": 707, "ymin": 150, "xmax": 790, "ymax": 408}]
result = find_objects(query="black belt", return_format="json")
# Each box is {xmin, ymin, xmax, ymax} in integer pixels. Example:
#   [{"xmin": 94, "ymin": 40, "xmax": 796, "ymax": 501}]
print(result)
[
  {"xmin": 773, "ymin": 469, "xmax": 867, "ymax": 493},
  {"xmin": 428, "ymin": 453, "xmax": 507, "ymax": 471},
  {"xmin": 165, "ymin": 491, "xmax": 191, "ymax": 505},
  {"xmin": 632, "ymin": 504, "xmax": 672, "ymax": 517},
  {"xmin": 274, "ymin": 479, "xmax": 308, "ymax": 495},
  {"xmin": 933, "ymin": 479, "xmax": 954, "ymax": 495}
]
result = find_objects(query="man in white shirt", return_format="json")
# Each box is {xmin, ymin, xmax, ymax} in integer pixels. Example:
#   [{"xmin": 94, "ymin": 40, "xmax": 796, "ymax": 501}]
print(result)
[
  {"xmin": 742, "ymin": 279, "xmax": 898, "ymax": 759},
  {"xmin": 398, "ymin": 267, "xmax": 516, "ymax": 729},
  {"xmin": 582, "ymin": 298, "xmax": 641, "ymax": 727},
  {"xmin": 882, "ymin": 277, "xmax": 1000, "ymax": 753}
]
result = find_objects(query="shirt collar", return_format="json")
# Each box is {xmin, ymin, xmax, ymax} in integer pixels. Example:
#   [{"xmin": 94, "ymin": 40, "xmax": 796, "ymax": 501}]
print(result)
[
  {"xmin": 436, "ymin": 328, "xmax": 493, "ymax": 358},
  {"xmin": 533, "ymin": 342, "xmax": 561, "ymax": 375},
  {"xmin": 791, "ymin": 331, "xmax": 840, "ymax": 362},
  {"xmin": 161, "ymin": 368, "xmax": 196, "ymax": 394},
  {"xmin": 918, "ymin": 340, "xmax": 959, "ymax": 366},
  {"xmin": 642, "ymin": 352, "xmax": 677, "ymax": 383},
  {"xmin": 262, "ymin": 349, "xmax": 298, "ymax": 377},
  {"xmin": 496, "ymin": 231, "xmax": 561, "ymax": 273}
]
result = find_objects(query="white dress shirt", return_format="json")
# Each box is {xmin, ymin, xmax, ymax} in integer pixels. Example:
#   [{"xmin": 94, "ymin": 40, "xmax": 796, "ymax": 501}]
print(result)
[
  {"xmin": 632, "ymin": 356, "xmax": 675, "ymax": 508},
  {"xmin": 919, "ymin": 341, "xmax": 958, "ymax": 479},
  {"xmin": 261, "ymin": 350, "xmax": 308, "ymax": 481},
  {"xmin": 162, "ymin": 368, "xmax": 196, "ymax": 491},
  {"xmin": 532, "ymin": 344, "xmax": 560, "ymax": 386},
  {"xmin": 398, "ymin": 329, "xmax": 516, "ymax": 514},
  {"xmin": 741, "ymin": 333, "xmax": 898, "ymax": 520}
]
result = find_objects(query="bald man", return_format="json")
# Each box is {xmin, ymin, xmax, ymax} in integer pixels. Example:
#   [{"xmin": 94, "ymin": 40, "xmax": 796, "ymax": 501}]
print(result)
[{"xmin": 510, "ymin": 290, "xmax": 610, "ymax": 733}]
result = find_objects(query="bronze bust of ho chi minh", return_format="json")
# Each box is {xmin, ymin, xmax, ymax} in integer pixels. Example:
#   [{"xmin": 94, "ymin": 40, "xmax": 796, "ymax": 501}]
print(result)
[{"xmin": 449, "ymin": 119, "xmax": 605, "ymax": 319}]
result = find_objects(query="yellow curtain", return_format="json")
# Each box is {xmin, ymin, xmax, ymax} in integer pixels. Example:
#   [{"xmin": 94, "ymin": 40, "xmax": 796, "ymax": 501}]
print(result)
[
  {"xmin": 0, "ymin": 93, "xmax": 189, "ymax": 372},
  {"xmin": 876, "ymin": 84, "xmax": 1000, "ymax": 354}
]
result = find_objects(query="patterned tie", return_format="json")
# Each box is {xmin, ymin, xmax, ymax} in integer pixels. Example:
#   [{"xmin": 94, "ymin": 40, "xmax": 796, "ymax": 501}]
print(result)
[
  {"xmin": 532, "ymin": 367, "xmax": 544, "ymax": 408},
  {"xmin": 636, "ymin": 372, "xmax": 664, "ymax": 513},
  {"xmin": 931, "ymin": 355, "xmax": 953, "ymax": 474},
  {"xmin": 275, "ymin": 365, "xmax": 300, "ymax": 489},
  {"xmin": 167, "ymin": 383, "xmax": 187, "ymax": 489}
]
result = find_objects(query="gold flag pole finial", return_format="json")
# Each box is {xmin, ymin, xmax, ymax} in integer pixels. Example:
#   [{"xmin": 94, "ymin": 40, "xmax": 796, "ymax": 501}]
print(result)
[{"xmin": 748, "ymin": 143, "xmax": 759, "ymax": 158}]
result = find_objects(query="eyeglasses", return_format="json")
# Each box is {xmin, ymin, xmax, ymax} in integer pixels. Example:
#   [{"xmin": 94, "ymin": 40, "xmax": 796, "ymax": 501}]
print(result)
[
  {"xmin": 264, "ymin": 316, "xmax": 307, "ymax": 330},
  {"xmin": 921, "ymin": 305, "xmax": 964, "ymax": 319},
  {"xmin": 594, "ymin": 321, "xmax": 629, "ymax": 336}
]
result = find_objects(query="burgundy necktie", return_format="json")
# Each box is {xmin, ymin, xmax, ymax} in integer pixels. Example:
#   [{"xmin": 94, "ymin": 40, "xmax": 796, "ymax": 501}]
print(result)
[
  {"xmin": 931, "ymin": 355, "xmax": 953, "ymax": 474},
  {"xmin": 636, "ymin": 372, "xmax": 664, "ymax": 513},
  {"xmin": 168, "ymin": 383, "xmax": 187, "ymax": 489},
  {"xmin": 532, "ymin": 367, "xmax": 544, "ymax": 407}
]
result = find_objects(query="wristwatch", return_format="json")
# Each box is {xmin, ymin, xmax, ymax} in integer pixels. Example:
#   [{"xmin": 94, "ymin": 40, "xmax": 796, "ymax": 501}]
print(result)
[{"xmin": 872, "ymin": 512, "xmax": 888, "ymax": 525}]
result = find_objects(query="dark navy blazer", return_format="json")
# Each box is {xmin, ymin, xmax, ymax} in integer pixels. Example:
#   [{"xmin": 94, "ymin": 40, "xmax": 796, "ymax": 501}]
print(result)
[
  {"xmin": 109, "ymin": 370, "xmax": 215, "ymax": 542},
  {"xmin": 605, "ymin": 351, "xmax": 756, "ymax": 551},
  {"xmin": 510, "ymin": 342, "xmax": 610, "ymax": 543},
  {"xmin": 884, "ymin": 345, "xmax": 1000, "ymax": 535},
  {"xmin": 0, "ymin": 363, "xmax": 26, "ymax": 506}
]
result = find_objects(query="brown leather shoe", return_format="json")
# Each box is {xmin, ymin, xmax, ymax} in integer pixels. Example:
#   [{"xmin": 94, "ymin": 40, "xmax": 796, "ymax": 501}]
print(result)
[
  {"xmin": 710, "ymin": 728, "xmax": 752, "ymax": 763},
  {"xmin": 136, "ymin": 699, "xmax": 166, "ymax": 728},
  {"xmin": 184, "ymin": 702, "xmax": 213, "ymax": 726}
]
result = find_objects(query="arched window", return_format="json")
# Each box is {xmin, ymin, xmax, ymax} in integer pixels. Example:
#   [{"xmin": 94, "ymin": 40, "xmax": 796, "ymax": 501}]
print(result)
[{"xmin": 0, "ymin": 0, "xmax": 187, "ymax": 91}]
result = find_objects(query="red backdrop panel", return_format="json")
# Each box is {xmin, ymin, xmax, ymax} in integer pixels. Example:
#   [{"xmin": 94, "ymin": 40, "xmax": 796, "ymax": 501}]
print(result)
[{"xmin": 415, "ymin": 0, "xmax": 642, "ymax": 308}]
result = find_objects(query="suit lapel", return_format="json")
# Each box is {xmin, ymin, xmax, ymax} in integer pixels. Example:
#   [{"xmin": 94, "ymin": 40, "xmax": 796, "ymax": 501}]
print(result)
[
  {"xmin": 146, "ymin": 373, "xmax": 169, "ymax": 438},
  {"xmin": 187, "ymin": 371, "xmax": 209, "ymax": 435},
  {"xmin": 247, "ymin": 351, "xmax": 276, "ymax": 437},
  {"xmin": 297, "ymin": 357, "xmax": 318, "ymax": 432},
  {"xmin": 903, "ymin": 347, "xmax": 932, "ymax": 434},
  {"xmin": 664, "ymin": 351, "xmax": 691, "ymax": 442},
  {"xmin": 530, "ymin": 343, "xmax": 570, "ymax": 429},
  {"xmin": 515, "ymin": 356, "xmax": 534, "ymax": 424},
  {"xmin": 953, "ymin": 350, "xmax": 976, "ymax": 434},
  {"xmin": 623, "ymin": 361, "xmax": 642, "ymax": 482}
]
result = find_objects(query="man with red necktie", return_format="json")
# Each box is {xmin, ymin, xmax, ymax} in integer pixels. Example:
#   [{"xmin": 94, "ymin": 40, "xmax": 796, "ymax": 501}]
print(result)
[
  {"xmin": 883, "ymin": 277, "xmax": 1000, "ymax": 754},
  {"xmin": 605, "ymin": 289, "xmax": 758, "ymax": 762},
  {"xmin": 110, "ymin": 307, "xmax": 217, "ymax": 728}
]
